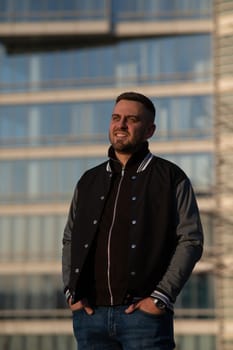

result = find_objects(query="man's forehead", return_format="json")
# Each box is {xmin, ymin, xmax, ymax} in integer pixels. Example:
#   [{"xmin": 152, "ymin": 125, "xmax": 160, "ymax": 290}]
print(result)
[{"xmin": 113, "ymin": 99, "xmax": 144, "ymax": 112}]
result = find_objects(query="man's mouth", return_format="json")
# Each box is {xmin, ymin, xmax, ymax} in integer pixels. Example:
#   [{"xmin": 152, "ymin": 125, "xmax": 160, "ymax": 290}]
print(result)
[{"xmin": 114, "ymin": 131, "xmax": 129, "ymax": 138}]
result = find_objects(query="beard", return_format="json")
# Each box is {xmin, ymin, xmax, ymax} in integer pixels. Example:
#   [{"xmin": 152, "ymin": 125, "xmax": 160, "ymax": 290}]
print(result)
[{"xmin": 109, "ymin": 132, "xmax": 144, "ymax": 154}]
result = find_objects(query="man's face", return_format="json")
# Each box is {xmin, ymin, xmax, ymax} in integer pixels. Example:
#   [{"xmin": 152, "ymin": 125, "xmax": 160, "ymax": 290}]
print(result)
[{"xmin": 109, "ymin": 99, "xmax": 155, "ymax": 154}]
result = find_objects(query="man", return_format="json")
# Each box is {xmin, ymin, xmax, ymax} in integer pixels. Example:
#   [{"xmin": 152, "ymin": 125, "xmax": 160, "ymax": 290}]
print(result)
[{"xmin": 62, "ymin": 91, "xmax": 203, "ymax": 349}]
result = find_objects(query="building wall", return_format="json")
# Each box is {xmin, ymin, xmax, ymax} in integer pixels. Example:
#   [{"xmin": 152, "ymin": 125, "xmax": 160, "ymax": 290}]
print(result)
[
  {"xmin": 214, "ymin": 1, "xmax": 233, "ymax": 349},
  {"xmin": 0, "ymin": 0, "xmax": 231, "ymax": 349}
]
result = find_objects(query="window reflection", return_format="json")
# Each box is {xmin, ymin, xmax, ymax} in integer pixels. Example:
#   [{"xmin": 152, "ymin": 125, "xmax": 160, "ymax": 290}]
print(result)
[
  {"xmin": 0, "ymin": 335, "xmax": 76, "ymax": 350},
  {"xmin": 0, "ymin": 35, "xmax": 212, "ymax": 92},
  {"xmin": 0, "ymin": 0, "xmax": 211, "ymax": 22},
  {"xmin": 176, "ymin": 273, "xmax": 215, "ymax": 312},
  {"xmin": 175, "ymin": 335, "xmax": 216, "ymax": 350},
  {"xmin": 0, "ymin": 215, "xmax": 66, "ymax": 262},
  {"xmin": 0, "ymin": 274, "xmax": 66, "ymax": 311},
  {"xmin": 0, "ymin": 96, "xmax": 212, "ymax": 148},
  {"xmin": 0, "ymin": 272, "xmax": 214, "ymax": 318},
  {"xmin": 0, "ymin": 153, "xmax": 213, "ymax": 203},
  {"xmin": 161, "ymin": 153, "xmax": 214, "ymax": 194},
  {"xmin": 201, "ymin": 213, "xmax": 215, "ymax": 250},
  {"xmin": 115, "ymin": 0, "xmax": 212, "ymax": 21},
  {"xmin": 0, "ymin": 213, "xmax": 215, "ymax": 264}
]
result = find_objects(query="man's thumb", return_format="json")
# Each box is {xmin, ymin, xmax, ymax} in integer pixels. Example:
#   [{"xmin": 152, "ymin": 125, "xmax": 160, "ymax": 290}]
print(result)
[{"xmin": 125, "ymin": 304, "xmax": 136, "ymax": 314}]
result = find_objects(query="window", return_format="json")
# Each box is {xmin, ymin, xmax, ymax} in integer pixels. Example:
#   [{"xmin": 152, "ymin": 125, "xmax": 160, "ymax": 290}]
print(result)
[
  {"xmin": 0, "ymin": 96, "xmax": 212, "ymax": 148},
  {"xmin": 0, "ymin": 35, "xmax": 212, "ymax": 92},
  {"xmin": 0, "ymin": 215, "xmax": 66, "ymax": 262},
  {"xmin": 154, "ymin": 95, "xmax": 213, "ymax": 140},
  {"xmin": 0, "ymin": 0, "xmax": 107, "ymax": 22},
  {"xmin": 0, "ymin": 157, "xmax": 106, "ymax": 203},
  {"xmin": 0, "ymin": 274, "xmax": 66, "ymax": 312},
  {"xmin": 160, "ymin": 153, "xmax": 214, "ymax": 194},
  {"xmin": 114, "ymin": 0, "xmax": 212, "ymax": 21},
  {"xmin": 0, "ymin": 335, "xmax": 76, "ymax": 350},
  {"xmin": 175, "ymin": 335, "xmax": 216, "ymax": 350},
  {"xmin": 176, "ymin": 273, "xmax": 215, "ymax": 316}
]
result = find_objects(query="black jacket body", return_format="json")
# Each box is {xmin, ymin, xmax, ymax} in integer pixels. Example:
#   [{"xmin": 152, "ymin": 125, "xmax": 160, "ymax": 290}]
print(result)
[{"xmin": 62, "ymin": 144, "xmax": 203, "ymax": 305}]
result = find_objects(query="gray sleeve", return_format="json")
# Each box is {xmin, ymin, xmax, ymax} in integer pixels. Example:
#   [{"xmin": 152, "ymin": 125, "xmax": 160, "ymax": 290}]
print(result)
[
  {"xmin": 62, "ymin": 185, "xmax": 78, "ymax": 289},
  {"xmin": 155, "ymin": 178, "xmax": 204, "ymax": 302}
]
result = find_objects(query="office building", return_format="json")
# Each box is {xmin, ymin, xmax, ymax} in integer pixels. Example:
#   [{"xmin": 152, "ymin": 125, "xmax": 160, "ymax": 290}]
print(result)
[{"xmin": 0, "ymin": 0, "xmax": 232, "ymax": 349}]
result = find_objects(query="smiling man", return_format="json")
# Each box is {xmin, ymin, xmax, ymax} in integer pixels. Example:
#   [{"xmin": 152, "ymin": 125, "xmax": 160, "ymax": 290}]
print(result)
[
  {"xmin": 62, "ymin": 91, "xmax": 203, "ymax": 350},
  {"xmin": 109, "ymin": 96, "xmax": 155, "ymax": 160}
]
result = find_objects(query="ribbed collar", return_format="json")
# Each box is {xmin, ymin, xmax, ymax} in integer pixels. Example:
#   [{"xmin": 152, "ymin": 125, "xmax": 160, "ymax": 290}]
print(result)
[{"xmin": 107, "ymin": 141, "xmax": 153, "ymax": 173}]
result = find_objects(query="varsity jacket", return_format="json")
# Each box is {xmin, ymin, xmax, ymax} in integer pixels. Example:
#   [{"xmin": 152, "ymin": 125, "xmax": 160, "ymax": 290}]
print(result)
[{"xmin": 62, "ymin": 144, "xmax": 203, "ymax": 308}]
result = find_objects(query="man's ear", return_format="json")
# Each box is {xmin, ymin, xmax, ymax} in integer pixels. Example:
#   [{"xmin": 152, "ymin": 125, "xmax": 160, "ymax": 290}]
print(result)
[{"xmin": 147, "ymin": 124, "xmax": 156, "ymax": 139}]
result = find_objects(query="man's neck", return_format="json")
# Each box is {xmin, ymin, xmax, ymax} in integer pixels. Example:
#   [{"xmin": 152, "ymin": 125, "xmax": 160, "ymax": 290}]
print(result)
[{"xmin": 115, "ymin": 151, "xmax": 132, "ymax": 167}]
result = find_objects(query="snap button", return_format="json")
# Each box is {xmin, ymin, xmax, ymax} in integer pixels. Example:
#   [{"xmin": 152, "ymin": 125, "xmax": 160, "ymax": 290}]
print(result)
[
  {"xmin": 131, "ymin": 176, "xmax": 136, "ymax": 180},
  {"xmin": 130, "ymin": 271, "xmax": 136, "ymax": 276},
  {"xmin": 93, "ymin": 220, "xmax": 98, "ymax": 224},
  {"xmin": 84, "ymin": 244, "xmax": 88, "ymax": 248},
  {"xmin": 100, "ymin": 196, "xmax": 105, "ymax": 200},
  {"xmin": 131, "ymin": 244, "xmax": 136, "ymax": 249},
  {"xmin": 132, "ymin": 220, "xmax": 136, "ymax": 225},
  {"xmin": 75, "ymin": 268, "xmax": 79, "ymax": 273},
  {"xmin": 132, "ymin": 196, "xmax": 136, "ymax": 201}
]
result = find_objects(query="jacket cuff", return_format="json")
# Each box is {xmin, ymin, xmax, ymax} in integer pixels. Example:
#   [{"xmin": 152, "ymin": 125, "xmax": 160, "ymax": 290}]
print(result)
[
  {"xmin": 64, "ymin": 287, "xmax": 71, "ymax": 302},
  {"xmin": 150, "ymin": 290, "xmax": 174, "ymax": 311}
]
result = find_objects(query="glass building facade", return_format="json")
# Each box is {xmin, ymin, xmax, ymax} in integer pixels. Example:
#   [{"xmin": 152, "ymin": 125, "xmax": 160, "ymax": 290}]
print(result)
[{"xmin": 0, "ymin": 0, "xmax": 232, "ymax": 349}]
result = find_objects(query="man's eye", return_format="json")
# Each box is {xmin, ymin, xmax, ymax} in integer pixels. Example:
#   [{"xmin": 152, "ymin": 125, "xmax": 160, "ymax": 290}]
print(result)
[{"xmin": 128, "ymin": 117, "xmax": 138, "ymax": 123}]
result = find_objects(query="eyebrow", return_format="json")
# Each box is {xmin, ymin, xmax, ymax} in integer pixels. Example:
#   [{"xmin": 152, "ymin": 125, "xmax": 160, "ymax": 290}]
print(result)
[{"xmin": 111, "ymin": 113, "xmax": 140, "ymax": 118}]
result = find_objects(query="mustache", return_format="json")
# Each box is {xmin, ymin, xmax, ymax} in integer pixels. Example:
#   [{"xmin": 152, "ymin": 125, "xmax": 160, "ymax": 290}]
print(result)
[{"xmin": 113, "ymin": 129, "xmax": 129, "ymax": 134}]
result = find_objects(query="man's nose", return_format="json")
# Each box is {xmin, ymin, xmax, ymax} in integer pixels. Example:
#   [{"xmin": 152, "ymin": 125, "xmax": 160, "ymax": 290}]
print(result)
[{"xmin": 118, "ymin": 117, "xmax": 128, "ymax": 128}]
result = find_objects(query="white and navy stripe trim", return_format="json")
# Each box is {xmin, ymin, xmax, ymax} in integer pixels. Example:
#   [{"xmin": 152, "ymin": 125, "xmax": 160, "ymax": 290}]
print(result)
[
  {"xmin": 106, "ymin": 162, "xmax": 112, "ymax": 172},
  {"xmin": 136, "ymin": 152, "xmax": 154, "ymax": 173},
  {"xmin": 151, "ymin": 290, "xmax": 174, "ymax": 311},
  {"xmin": 65, "ymin": 288, "xmax": 71, "ymax": 302},
  {"xmin": 106, "ymin": 153, "xmax": 154, "ymax": 174}
]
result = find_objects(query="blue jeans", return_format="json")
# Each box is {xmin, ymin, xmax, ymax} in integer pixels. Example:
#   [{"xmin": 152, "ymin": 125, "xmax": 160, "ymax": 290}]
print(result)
[{"xmin": 73, "ymin": 305, "xmax": 175, "ymax": 349}]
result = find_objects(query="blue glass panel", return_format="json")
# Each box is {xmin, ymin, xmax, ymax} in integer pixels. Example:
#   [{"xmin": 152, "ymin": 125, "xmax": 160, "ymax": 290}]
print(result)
[
  {"xmin": 201, "ymin": 213, "xmax": 215, "ymax": 248},
  {"xmin": 0, "ymin": 96, "xmax": 212, "ymax": 148},
  {"xmin": 0, "ymin": 0, "xmax": 212, "ymax": 22},
  {"xmin": 0, "ymin": 0, "xmax": 7, "ymax": 13},
  {"xmin": 62, "ymin": 0, "xmax": 76, "ymax": 11},
  {"xmin": 154, "ymin": 95, "xmax": 213, "ymax": 140},
  {"xmin": 0, "ymin": 35, "xmax": 212, "ymax": 92},
  {"xmin": 0, "ymin": 162, "xmax": 11, "ymax": 195},
  {"xmin": 47, "ymin": 0, "xmax": 60, "ymax": 11},
  {"xmin": 159, "ymin": 153, "xmax": 214, "ymax": 193},
  {"xmin": 40, "ymin": 51, "xmax": 57, "ymax": 82},
  {"xmin": 176, "ymin": 273, "xmax": 215, "ymax": 310},
  {"xmin": 0, "ymin": 335, "xmax": 77, "ymax": 350},
  {"xmin": 114, "ymin": 0, "xmax": 212, "ymax": 21},
  {"xmin": 12, "ymin": 160, "xmax": 27, "ymax": 194},
  {"xmin": 0, "ymin": 157, "xmax": 107, "ymax": 203},
  {"xmin": 0, "ymin": 274, "xmax": 66, "ymax": 310},
  {"xmin": 176, "ymin": 335, "xmax": 216, "ymax": 350},
  {"xmin": 28, "ymin": 0, "xmax": 41, "ymax": 12},
  {"xmin": 0, "ymin": 152, "xmax": 212, "ymax": 203}
]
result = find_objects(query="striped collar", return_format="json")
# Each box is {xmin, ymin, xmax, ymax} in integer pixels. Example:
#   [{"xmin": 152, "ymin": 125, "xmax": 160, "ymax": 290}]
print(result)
[
  {"xmin": 106, "ymin": 143, "xmax": 154, "ymax": 174},
  {"xmin": 136, "ymin": 152, "xmax": 154, "ymax": 173}
]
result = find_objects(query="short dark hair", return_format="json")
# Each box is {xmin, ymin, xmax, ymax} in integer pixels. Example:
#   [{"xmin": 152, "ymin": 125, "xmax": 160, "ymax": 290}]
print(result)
[{"xmin": 115, "ymin": 91, "xmax": 156, "ymax": 120}]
